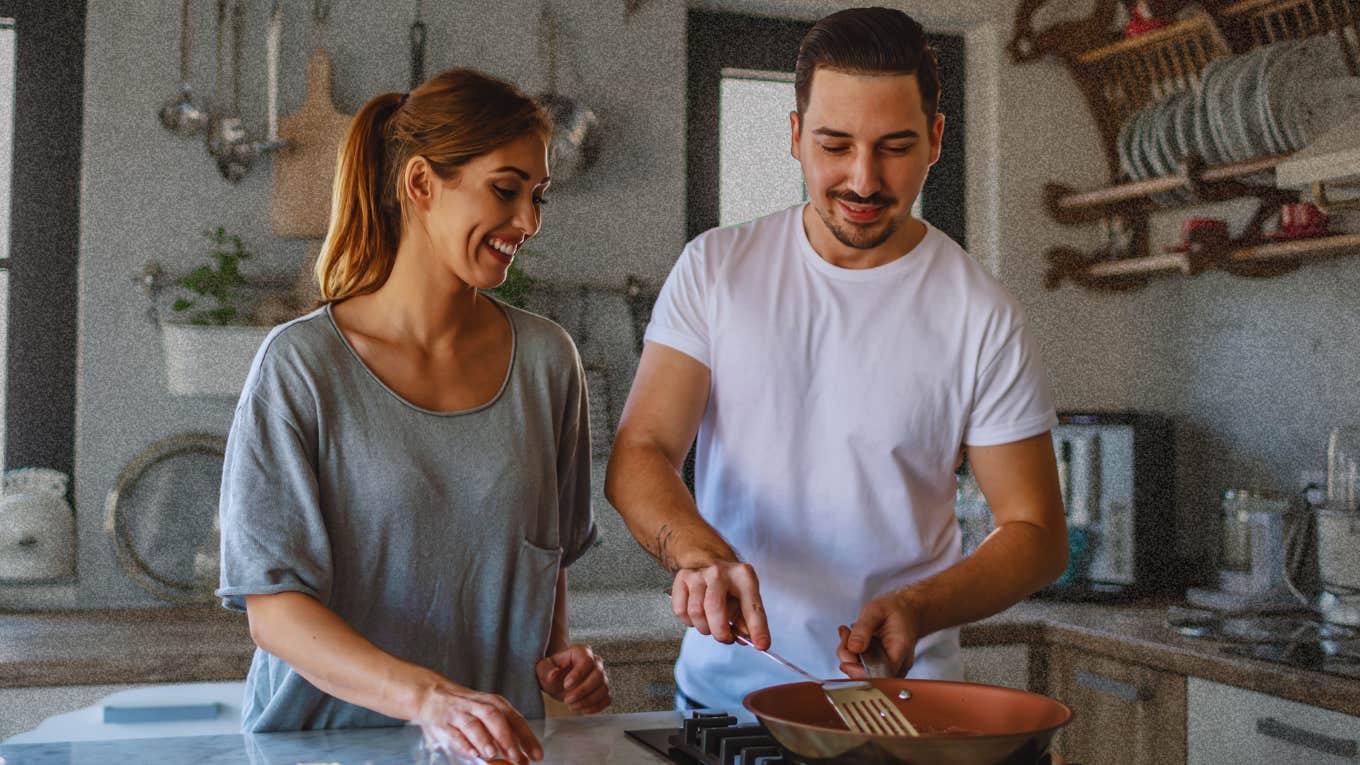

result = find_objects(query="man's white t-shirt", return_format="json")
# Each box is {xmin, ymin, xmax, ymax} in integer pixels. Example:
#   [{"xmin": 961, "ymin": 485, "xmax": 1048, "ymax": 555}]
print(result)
[{"xmin": 644, "ymin": 204, "xmax": 1057, "ymax": 711}]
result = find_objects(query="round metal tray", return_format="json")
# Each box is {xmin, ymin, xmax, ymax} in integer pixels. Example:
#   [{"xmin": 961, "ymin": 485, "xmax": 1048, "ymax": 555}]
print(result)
[{"xmin": 103, "ymin": 433, "xmax": 227, "ymax": 604}]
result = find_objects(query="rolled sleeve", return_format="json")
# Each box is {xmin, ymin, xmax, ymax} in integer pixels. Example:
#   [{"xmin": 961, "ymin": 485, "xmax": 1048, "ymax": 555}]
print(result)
[{"xmin": 216, "ymin": 392, "xmax": 332, "ymax": 612}]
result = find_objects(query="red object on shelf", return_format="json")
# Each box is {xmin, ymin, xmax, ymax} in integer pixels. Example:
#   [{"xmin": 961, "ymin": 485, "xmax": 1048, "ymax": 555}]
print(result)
[
  {"xmin": 1124, "ymin": 16, "xmax": 1170, "ymax": 37},
  {"xmin": 1164, "ymin": 217, "xmax": 1229, "ymax": 252},
  {"xmin": 1124, "ymin": 0, "xmax": 1171, "ymax": 38}
]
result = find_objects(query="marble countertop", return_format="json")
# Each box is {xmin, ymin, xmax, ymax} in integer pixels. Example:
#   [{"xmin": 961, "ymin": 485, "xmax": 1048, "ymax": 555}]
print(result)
[
  {"xmin": 3, "ymin": 592, "xmax": 1358, "ymax": 718},
  {"xmin": 0, "ymin": 710, "xmax": 684, "ymax": 764}
]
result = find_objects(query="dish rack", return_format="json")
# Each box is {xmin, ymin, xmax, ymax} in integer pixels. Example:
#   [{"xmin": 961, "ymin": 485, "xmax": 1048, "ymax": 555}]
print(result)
[{"xmin": 1011, "ymin": 0, "xmax": 1360, "ymax": 290}]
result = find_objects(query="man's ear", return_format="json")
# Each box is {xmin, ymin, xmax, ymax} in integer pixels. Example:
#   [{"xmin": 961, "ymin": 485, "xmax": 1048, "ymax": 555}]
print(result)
[
  {"xmin": 929, "ymin": 113, "xmax": 945, "ymax": 167},
  {"xmin": 790, "ymin": 111, "xmax": 802, "ymax": 161}
]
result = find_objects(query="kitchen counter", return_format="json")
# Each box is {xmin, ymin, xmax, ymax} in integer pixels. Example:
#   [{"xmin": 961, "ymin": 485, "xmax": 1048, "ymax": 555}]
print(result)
[
  {"xmin": 0, "ymin": 709, "xmax": 684, "ymax": 764},
  {"xmin": 3, "ymin": 593, "xmax": 1358, "ymax": 718}
]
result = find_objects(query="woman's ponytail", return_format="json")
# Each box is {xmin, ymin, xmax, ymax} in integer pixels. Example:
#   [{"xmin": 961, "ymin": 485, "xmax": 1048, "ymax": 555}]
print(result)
[{"xmin": 314, "ymin": 92, "xmax": 404, "ymax": 302}]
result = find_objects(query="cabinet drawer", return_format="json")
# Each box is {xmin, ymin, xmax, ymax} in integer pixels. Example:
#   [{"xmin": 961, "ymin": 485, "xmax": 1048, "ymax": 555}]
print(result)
[
  {"xmin": 1188, "ymin": 678, "xmax": 1360, "ymax": 764},
  {"xmin": 1045, "ymin": 646, "xmax": 1186, "ymax": 765},
  {"xmin": 605, "ymin": 661, "xmax": 677, "ymax": 714}
]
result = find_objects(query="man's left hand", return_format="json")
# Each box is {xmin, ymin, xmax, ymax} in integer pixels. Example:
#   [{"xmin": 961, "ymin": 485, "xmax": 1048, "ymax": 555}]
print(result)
[{"xmin": 835, "ymin": 592, "xmax": 921, "ymax": 679}]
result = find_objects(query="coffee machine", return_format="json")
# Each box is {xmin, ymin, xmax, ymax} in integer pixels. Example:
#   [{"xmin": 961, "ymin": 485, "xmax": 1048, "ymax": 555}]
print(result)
[{"xmin": 1040, "ymin": 411, "xmax": 1177, "ymax": 600}]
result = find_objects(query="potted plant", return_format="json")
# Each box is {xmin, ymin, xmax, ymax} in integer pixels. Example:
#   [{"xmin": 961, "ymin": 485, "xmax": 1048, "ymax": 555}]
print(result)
[{"xmin": 159, "ymin": 227, "xmax": 273, "ymax": 397}]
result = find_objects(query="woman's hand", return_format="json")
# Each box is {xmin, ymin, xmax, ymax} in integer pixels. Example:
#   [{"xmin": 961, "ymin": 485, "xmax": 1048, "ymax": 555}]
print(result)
[
  {"xmin": 414, "ymin": 683, "xmax": 543, "ymax": 765},
  {"xmin": 535, "ymin": 644, "xmax": 610, "ymax": 714}
]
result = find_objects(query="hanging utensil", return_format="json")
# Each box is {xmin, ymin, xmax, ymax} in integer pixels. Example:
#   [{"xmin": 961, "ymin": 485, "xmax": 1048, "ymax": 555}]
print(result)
[
  {"xmin": 160, "ymin": 0, "xmax": 208, "ymax": 136},
  {"xmin": 536, "ymin": 3, "xmax": 600, "ymax": 183},
  {"xmin": 206, "ymin": 0, "xmax": 255, "ymax": 182},
  {"xmin": 409, "ymin": 0, "xmax": 427, "ymax": 90}
]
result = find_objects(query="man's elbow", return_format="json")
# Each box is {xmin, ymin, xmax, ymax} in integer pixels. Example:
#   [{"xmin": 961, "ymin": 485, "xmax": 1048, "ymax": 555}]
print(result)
[{"xmin": 1041, "ymin": 516, "xmax": 1070, "ymax": 585}]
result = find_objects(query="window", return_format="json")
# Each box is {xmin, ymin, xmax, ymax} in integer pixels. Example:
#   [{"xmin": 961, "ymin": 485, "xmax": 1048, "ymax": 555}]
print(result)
[
  {"xmin": 718, "ymin": 68, "xmax": 925, "ymax": 228},
  {"xmin": 0, "ymin": 17, "xmax": 14, "ymax": 470},
  {"xmin": 0, "ymin": 1, "xmax": 83, "ymax": 482},
  {"xmin": 718, "ymin": 70, "xmax": 806, "ymax": 227}
]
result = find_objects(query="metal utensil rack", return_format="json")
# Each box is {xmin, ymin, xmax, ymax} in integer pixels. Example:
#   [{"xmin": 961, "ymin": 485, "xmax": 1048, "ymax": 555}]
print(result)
[{"xmin": 1011, "ymin": 0, "xmax": 1360, "ymax": 290}]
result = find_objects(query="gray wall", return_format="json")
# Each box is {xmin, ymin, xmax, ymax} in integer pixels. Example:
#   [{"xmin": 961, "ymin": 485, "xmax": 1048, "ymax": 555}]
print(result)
[{"xmin": 42, "ymin": 0, "xmax": 1356, "ymax": 608}]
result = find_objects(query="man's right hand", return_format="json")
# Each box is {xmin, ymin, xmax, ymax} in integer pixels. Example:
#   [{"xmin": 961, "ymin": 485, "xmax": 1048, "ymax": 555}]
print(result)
[
  {"xmin": 670, "ymin": 561, "xmax": 771, "ymax": 650},
  {"xmin": 414, "ymin": 683, "xmax": 543, "ymax": 764}
]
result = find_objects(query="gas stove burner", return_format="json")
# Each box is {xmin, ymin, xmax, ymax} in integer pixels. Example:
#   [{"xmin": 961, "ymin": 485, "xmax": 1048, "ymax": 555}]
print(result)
[
  {"xmin": 1166, "ymin": 607, "xmax": 1358, "ymax": 644},
  {"xmin": 626, "ymin": 710, "xmax": 790, "ymax": 764}
]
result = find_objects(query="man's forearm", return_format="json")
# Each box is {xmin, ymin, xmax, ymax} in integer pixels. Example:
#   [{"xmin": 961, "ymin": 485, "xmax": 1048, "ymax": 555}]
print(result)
[
  {"xmin": 897, "ymin": 520, "xmax": 1067, "ymax": 638},
  {"xmin": 605, "ymin": 440, "xmax": 736, "ymax": 572}
]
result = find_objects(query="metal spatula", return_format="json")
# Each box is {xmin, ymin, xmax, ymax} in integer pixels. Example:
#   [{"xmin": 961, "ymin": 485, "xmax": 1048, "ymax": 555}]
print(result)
[{"xmin": 732, "ymin": 633, "xmax": 920, "ymax": 737}]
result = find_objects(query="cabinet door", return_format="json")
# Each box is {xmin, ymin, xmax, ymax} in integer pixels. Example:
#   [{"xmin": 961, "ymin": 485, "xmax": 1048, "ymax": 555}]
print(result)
[
  {"xmin": 1188, "ymin": 678, "xmax": 1360, "ymax": 765},
  {"xmin": 1045, "ymin": 646, "xmax": 1187, "ymax": 765},
  {"xmin": 603, "ymin": 660, "xmax": 678, "ymax": 714},
  {"xmin": 963, "ymin": 644, "xmax": 1031, "ymax": 690}
]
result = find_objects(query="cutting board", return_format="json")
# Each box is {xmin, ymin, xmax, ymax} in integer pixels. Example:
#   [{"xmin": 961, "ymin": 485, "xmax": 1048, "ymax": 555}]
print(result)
[{"xmin": 272, "ymin": 48, "xmax": 353, "ymax": 238}]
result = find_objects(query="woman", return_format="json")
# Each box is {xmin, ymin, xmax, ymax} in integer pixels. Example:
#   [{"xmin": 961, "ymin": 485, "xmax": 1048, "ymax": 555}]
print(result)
[{"xmin": 216, "ymin": 68, "xmax": 607, "ymax": 765}]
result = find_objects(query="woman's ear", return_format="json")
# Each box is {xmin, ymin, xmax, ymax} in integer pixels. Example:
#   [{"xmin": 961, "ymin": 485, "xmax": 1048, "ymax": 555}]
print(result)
[{"xmin": 403, "ymin": 155, "xmax": 434, "ymax": 211}]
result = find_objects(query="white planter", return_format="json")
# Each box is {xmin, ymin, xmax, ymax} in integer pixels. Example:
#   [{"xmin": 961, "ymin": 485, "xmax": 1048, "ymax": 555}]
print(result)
[{"xmin": 160, "ymin": 323, "xmax": 271, "ymax": 397}]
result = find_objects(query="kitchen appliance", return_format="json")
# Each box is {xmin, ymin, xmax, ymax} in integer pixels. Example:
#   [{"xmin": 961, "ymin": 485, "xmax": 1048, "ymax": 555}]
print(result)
[
  {"xmin": 1167, "ymin": 606, "xmax": 1360, "ymax": 679},
  {"xmin": 627, "ymin": 683, "xmax": 1077, "ymax": 765},
  {"xmin": 1208, "ymin": 488, "xmax": 1301, "ymax": 609},
  {"xmin": 1041, "ymin": 411, "xmax": 1177, "ymax": 600},
  {"xmin": 1320, "ymin": 426, "xmax": 1360, "ymax": 626},
  {"xmin": 0, "ymin": 469, "xmax": 76, "ymax": 581}
]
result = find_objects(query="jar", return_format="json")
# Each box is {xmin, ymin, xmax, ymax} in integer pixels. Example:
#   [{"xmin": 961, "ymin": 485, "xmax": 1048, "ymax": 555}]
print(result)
[{"xmin": 0, "ymin": 468, "xmax": 76, "ymax": 581}]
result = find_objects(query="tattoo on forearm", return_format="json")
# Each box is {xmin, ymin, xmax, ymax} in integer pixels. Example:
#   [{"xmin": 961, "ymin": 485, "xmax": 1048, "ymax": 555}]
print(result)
[{"xmin": 653, "ymin": 523, "xmax": 680, "ymax": 574}]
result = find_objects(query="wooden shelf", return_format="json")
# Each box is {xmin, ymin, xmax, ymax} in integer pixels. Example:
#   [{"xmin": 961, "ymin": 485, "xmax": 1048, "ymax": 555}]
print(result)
[
  {"xmin": 1073, "ymin": 14, "xmax": 1220, "ymax": 65},
  {"xmin": 1014, "ymin": 0, "xmax": 1360, "ymax": 290},
  {"xmin": 1046, "ymin": 233, "xmax": 1360, "ymax": 290},
  {"xmin": 1047, "ymin": 154, "xmax": 1294, "ymax": 224}
]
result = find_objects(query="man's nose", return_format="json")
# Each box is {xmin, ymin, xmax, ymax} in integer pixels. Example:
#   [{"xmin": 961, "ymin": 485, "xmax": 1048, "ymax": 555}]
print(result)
[{"xmin": 845, "ymin": 152, "xmax": 882, "ymax": 199}]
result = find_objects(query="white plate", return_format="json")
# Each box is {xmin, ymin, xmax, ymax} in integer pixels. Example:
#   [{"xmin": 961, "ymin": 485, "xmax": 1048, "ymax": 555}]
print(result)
[
  {"xmin": 1206, "ymin": 54, "xmax": 1241, "ymax": 164},
  {"xmin": 1236, "ymin": 47, "xmax": 1272, "ymax": 160},
  {"xmin": 1259, "ymin": 40, "xmax": 1301, "ymax": 153},
  {"xmin": 1223, "ymin": 51, "xmax": 1259, "ymax": 162},
  {"xmin": 1117, "ymin": 109, "xmax": 1140, "ymax": 180},
  {"xmin": 1282, "ymin": 36, "xmax": 1352, "ymax": 150},
  {"xmin": 1195, "ymin": 57, "xmax": 1231, "ymax": 164},
  {"xmin": 1298, "ymin": 76, "xmax": 1360, "ymax": 147}
]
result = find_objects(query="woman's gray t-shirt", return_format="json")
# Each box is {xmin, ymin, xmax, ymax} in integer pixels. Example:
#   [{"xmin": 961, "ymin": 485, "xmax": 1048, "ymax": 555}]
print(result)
[{"xmin": 216, "ymin": 300, "xmax": 596, "ymax": 732}]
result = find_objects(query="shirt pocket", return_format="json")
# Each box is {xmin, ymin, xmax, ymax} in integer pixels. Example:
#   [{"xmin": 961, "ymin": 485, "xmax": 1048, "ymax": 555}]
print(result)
[{"xmin": 504, "ymin": 537, "xmax": 564, "ymax": 704}]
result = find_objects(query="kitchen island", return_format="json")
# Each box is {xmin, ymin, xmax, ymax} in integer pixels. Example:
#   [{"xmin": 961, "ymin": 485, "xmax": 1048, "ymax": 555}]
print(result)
[{"xmin": 0, "ymin": 710, "xmax": 683, "ymax": 764}]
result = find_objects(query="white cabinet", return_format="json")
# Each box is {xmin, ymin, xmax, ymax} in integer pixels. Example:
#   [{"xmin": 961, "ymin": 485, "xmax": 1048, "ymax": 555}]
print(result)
[
  {"xmin": 1189, "ymin": 678, "xmax": 1360, "ymax": 764},
  {"xmin": 1, "ymin": 681, "xmax": 244, "ymax": 743},
  {"xmin": 962, "ymin": 644, "xmax": 1030, "ymax": 690},
  {"xmin": 0, "ymin": 684, "xmax": 138, "ymax": 741}
]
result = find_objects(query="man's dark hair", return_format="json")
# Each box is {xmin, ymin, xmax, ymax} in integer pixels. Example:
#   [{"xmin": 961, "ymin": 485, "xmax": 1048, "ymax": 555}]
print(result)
[{"xmin": 794, "ymin": 7, "xmax": 941, "ymax": 124}]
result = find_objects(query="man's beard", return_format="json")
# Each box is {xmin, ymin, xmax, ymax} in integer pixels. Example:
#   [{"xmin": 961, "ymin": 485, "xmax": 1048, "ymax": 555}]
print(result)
[{"xmin": 815, "ymin": 192, "xmax": 907, "ymax": 251}]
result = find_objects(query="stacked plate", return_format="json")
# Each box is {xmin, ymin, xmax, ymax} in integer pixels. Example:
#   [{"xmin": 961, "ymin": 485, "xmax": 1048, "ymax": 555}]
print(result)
[{"xmin": 1116, "ymin": 33, "xmax": 1358, "ymax": 197}]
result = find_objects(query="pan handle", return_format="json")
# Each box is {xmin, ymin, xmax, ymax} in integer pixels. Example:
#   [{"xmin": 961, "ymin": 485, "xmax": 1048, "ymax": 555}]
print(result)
[{"xmin": 1074, "ymin": 670, "xmax": 1147, "ymax": 702}]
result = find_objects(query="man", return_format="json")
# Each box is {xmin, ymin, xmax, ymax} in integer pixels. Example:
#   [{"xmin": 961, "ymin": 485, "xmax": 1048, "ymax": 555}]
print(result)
[{"xmin": 606, "ymin": 6, "xmax": 1068, "ymax": 712}]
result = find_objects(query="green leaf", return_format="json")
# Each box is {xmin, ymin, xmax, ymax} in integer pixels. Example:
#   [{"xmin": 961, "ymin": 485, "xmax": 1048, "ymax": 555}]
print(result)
[{"xmin": 171, "ymin": 298, "xmax": 194, "ymax": 312}]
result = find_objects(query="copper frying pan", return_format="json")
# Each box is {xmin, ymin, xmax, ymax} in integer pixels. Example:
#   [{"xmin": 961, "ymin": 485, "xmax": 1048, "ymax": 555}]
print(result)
[{"xmin": 743, "ymin": 678, "xmax": 1073, "ymax": 765}]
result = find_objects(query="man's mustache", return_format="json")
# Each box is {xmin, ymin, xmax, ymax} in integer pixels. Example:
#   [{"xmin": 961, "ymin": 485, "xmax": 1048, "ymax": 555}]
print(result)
[{"xmin": 830, "ymin": 192, "xmax": 897, "ymax": 207}]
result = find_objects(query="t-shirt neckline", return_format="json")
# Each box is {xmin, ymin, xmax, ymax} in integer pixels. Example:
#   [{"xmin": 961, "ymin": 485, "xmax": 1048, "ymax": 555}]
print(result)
[
  {"xmin": 793, "ymin": 203, "xmax": 937, "ymax": 282},
  {"xmin": 323, "ymin": 297, "xmax": 517, "ymax": 417}
]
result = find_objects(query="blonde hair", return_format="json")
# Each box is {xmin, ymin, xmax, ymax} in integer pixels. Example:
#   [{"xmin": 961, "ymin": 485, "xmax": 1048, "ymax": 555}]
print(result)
[{"xmin": 315, "ymin": 68, "xmax": 552, "ymax": 302}]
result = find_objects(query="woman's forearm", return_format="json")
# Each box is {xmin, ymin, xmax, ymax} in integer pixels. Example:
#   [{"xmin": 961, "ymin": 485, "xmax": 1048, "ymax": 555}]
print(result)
[{"xmin": 245, "ymin": 592, "xmax": 447, "ymax": 720}]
